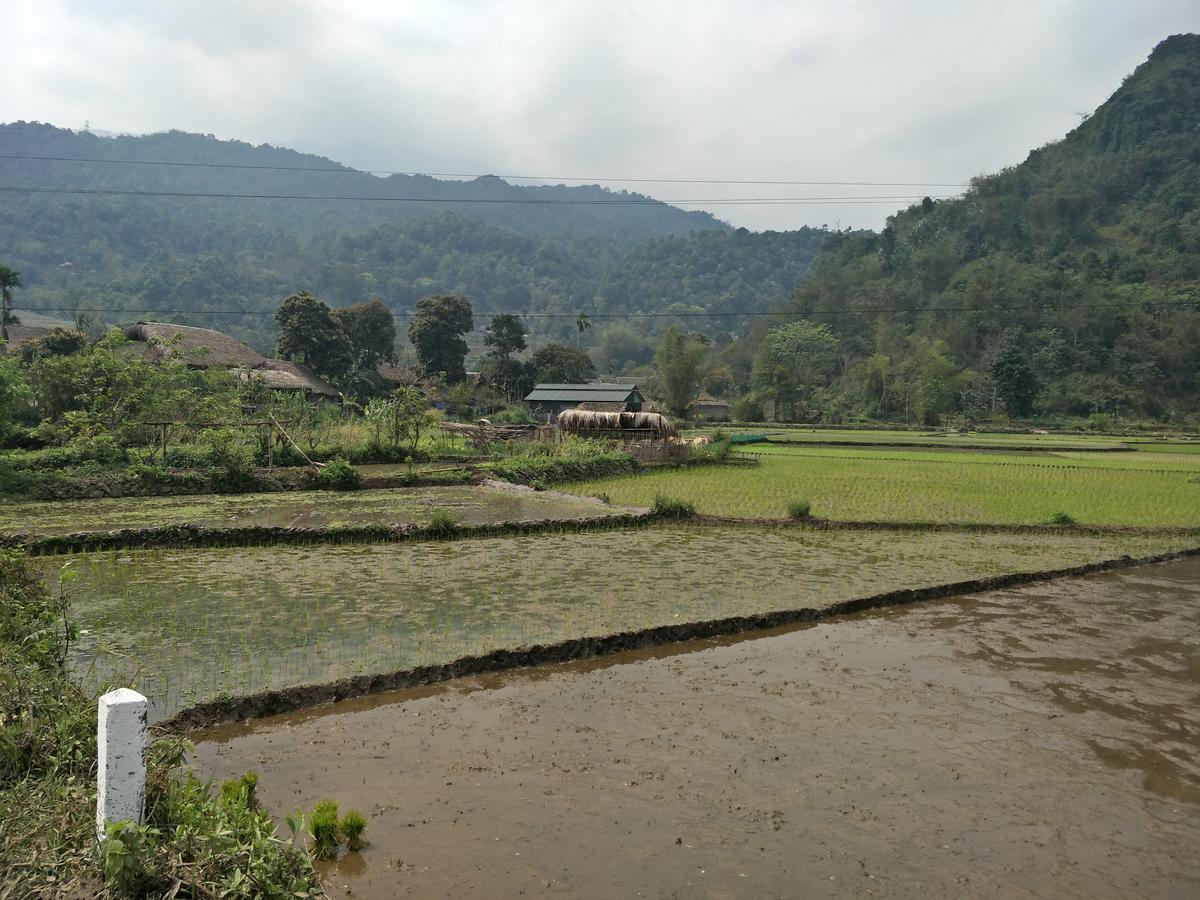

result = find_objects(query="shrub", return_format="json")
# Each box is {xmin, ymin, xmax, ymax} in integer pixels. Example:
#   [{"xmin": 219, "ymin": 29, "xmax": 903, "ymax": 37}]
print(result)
[
  {"xmin": 316, "ymin": 457, "xmax": 362, "ymax": 490},
  {"xmin": 1046, "ymin": 511, "xmax": 1077, "ymax": 525},
  {"xmin": 652, "ymin": 495, "xmax": 696, "ymax": 518},
  {"xmin": 787, "ymin": 499, "xmax": 812, "ymax": 519},
  {"xmin": 341, "ymin": 810, "xmax": 368, "ymax": 852}
]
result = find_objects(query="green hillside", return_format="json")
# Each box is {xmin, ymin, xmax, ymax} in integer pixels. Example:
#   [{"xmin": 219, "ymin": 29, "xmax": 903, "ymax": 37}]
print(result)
[
  {"xmin": 757, "ymin": 34, "xmax": 1200, "ymax": 423},
  {"xmin": 0, "ymin": 124, "xmax": 828, "ymax": 349}
]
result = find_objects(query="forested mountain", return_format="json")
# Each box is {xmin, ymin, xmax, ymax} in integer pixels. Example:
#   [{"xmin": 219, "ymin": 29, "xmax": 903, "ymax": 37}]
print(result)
[
  {"xmin": 748, "ymin": 34, "xmax": 1200, "ymax": 423},
  {"xmin": 0, "ymin": 123, "xmax": 828, "ymax": 350}
]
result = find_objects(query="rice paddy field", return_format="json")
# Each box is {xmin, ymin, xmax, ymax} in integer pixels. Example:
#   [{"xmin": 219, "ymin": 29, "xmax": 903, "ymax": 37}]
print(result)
[
  {"xmin": 0, "ymin": 484, "xmax": 623, "ymax": 536},
  {"xmin": 563, "ymin": 444, "xmax": 1200, "ymax": 525},
  {"xmin": 49, "ymin": 524, "xmax": 1198, "ymax": 720}
]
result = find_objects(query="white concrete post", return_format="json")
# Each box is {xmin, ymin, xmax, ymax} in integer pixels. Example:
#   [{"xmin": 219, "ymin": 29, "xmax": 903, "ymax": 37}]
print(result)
[{"xmin": 96, "ymin": 688, "xmax": 148, "ymax": 841}]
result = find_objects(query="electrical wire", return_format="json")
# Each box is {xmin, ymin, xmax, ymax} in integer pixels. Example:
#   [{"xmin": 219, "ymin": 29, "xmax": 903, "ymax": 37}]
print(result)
[{"xmin": 0, "ymin": 152, "xmax": 972, "ymax": 188}]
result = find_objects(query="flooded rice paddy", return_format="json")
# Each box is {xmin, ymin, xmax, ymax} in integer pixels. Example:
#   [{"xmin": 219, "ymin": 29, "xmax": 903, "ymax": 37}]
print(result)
[
  {"xmin": 193, "ymin": 558, "xmax": 1200, "ymax": 899},
  {"xmin": 54, "ymin": 524, "xmax": 1196, "ymax": 720},
  {"xmin": 0, "ymin": 484, "xmax": 618, "ymax": 536}
]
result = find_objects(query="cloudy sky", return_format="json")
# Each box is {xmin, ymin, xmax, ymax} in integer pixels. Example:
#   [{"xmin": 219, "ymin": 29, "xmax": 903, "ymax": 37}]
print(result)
[{"xmin": 3, "ymin": 0, "xmax": 1196, "ymax": 231}]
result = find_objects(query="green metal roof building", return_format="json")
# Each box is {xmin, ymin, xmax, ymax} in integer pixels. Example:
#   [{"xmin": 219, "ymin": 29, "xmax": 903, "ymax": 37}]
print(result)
[{"xmin": 524, "ymin": 383, "xmax": 645, "ymax": 420}]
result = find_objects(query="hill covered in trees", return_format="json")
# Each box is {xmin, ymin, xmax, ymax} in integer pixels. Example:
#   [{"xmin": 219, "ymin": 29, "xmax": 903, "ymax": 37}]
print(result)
[
  {"xmin": 0, "ymin": 124, "xmax": 829, "ymax": 350},
  {"xmin": 735, "ymin": 34, "xmax": 1200, "ymax": 424}
]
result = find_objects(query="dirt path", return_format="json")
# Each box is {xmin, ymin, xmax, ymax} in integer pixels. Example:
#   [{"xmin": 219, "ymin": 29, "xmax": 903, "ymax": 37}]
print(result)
[{"xmin": 192, "ymin": 559, "xmax": 1200, "ymax": 898}]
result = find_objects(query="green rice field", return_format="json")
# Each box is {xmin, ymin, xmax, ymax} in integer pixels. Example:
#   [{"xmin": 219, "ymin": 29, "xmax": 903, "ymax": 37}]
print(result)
[
  {"xmin": 563, "ymin": 446, "xmax": 1200, "ymax": 524},
  {"xmin": 0, "ymin": 485, "xmax": 624, "ymax": 536},
  {"xmin": 51, "ymin": 524, "xmax": 1197, "ymax": 719}
]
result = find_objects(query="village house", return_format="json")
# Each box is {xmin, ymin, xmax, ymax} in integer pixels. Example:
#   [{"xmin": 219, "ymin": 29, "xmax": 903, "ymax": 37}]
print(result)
[
  {"xmin": 524, "ymin": 383, "xmax": 645, "ymax": 421},
  {"xmin": 123, "ymin": 322, "xmax": 339, "ymax": 399}
]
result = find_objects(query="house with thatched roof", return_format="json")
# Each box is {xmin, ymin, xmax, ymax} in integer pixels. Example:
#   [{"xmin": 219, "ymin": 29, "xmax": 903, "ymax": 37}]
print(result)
[
  {"xmin": 124, "ymin": 322, "xmax": 267, "ymax": 368},
  {"xmin": 525, "ymin": 383, "xmax": 644, "ymax": 421},
  {"xmin": 123, "ymin": 322, "xmax": 338, "ymax": 399}
]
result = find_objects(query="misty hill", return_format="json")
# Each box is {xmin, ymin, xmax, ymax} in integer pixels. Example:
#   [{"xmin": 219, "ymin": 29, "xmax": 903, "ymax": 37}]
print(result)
[
  {"xmin": 0, "ymin": 123, "xmax": 723, "ymax": 241},
  {"xmin": 769, "ymin": 34, "xmax": 1200, "ymax": 421},
  {"xmin": 0, "ymin": 125, "xmax": 829, "ymax": 350}
]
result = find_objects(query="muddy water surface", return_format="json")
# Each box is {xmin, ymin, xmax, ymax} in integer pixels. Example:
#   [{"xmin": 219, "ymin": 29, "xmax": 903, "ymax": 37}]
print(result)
[{"xmin": 193, "ymin": 559, "xmax": 1200, "ymax": 898}]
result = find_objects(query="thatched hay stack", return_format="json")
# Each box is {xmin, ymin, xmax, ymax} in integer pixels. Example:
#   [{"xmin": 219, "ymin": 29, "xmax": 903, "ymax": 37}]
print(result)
[{"xmin": 557, "ymin": 409, "xmax": 678, "ymax": 439}]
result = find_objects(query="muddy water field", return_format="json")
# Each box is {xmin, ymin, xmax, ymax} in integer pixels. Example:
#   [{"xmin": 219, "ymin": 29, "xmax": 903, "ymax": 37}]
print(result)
[
  {"xmin": 51, "ymin": 524, "xmax": 1195, "ymax": 719},
  {"xmin": 0, "ymin": 483, "xmax": 620, "ymax": 536},
  {"xmin": 194, "ymin": 558, "xmax": 1200, "ymax": 899}
]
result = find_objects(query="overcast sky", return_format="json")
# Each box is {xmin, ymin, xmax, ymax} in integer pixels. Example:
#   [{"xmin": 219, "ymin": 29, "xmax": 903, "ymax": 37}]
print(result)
[{"xmin": 3, "ymin": 1, "xmax": 1197, "ymax": 231}]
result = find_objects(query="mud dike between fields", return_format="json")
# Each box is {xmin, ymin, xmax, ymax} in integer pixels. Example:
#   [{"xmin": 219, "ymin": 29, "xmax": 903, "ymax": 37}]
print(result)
[{"xmin": 192, "ymin": 557, "xmax": 1200, "ymax": 899}]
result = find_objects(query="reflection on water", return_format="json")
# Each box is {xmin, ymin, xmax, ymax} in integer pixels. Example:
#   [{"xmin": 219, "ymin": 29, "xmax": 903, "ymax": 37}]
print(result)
[{"xmin": 878, "ymin": 559, "xmax": 1200, "ymax": 806}]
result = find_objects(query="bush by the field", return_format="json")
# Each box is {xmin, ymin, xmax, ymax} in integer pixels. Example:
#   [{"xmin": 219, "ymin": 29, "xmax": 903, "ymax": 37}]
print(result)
[{"xmin": 0, "ymin": 549, "xmax": 318, "ymax": 895}]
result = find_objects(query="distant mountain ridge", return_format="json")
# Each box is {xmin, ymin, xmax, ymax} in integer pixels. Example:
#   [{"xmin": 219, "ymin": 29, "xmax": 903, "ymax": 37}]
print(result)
[
  {"xmin": 0, "ymin": 123, "xmax": 828, "ymax": 352},
  {"xmin": 0, "ymin": 122, "xmax": 724, "ymax": 241}
]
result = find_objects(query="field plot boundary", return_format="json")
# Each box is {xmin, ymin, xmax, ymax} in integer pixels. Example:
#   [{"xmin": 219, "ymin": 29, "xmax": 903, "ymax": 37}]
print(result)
[
  {"xmin": 2, "ymin": 510, "xmax": 658, "ymax": 555},
  {"xmin": 163, "ymin": 543, "xmax": 1200, "ymax": 732},
  {"xmin": 13, "ymin": 513, "xmax": 1200, "ymax": 555}
]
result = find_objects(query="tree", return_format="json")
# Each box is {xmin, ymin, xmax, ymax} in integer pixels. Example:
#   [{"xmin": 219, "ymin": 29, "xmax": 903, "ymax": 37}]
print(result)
[
  {"xmin": 408, "ymin": 294, "xmax": 474, "ymax": 383},
  {"xmin": 332, "ymin": 299, "xmax": 397, "ymax": 371},
  {"xmin": 752, "ymin": 320, "xmax": 838, "ymax": 421},
  {"xmin": 0, "ymin": 265, "xmax": 21, "ymax": 343},
  {"xmin": 991, "ymin": 334, "xmax": 1040, "ymax": 418},
  {"xmin": 0, "ymin": 356, "xmax": 30, "ymax": 442},
  {"xmin": 703, "ymin": 366, "xmax": 735, "ymax": 399},
  {"xmin": 655, "ymin": 327, "xmax": 709, "ymax": 417},
  {"xmin": 529, "ymin": 343, "xmax": 595, "ymax": 384},
  {"xmin": 275, "ymin": 292, "xmax": 354, "ymax": 381},
  {"xmin": 484, "ymin": 314, "xmax": 527, "ymax": 359},
  {"xmin": 575, "ymin": 313, "xmax": 591, "ymax": 347}
]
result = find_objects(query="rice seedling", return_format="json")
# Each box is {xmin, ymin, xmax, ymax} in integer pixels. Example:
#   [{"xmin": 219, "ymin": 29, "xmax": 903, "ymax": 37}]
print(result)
[
  {"xmin": 51, "ymin": 525, "xmax": 1199, "ymax": 719},
  {"xmin": 787, "ymin": 499, "xmax": 812, "ymax": 520},
  {"xmin": 341, "ymin": 810, "xmax": 368, "ymax": 851},
  {"xmin": 560, "ymin": 447, "xmax": 1200, "ymax": 525},
  {"xmin": 309, "ymin": 800, "xmax": 341, "ymax": 859}
]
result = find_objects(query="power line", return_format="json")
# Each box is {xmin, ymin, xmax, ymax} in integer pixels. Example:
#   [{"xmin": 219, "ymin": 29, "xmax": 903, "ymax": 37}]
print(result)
[
  {"xmin": 21, "ymin": 299, "xmax": 1195, "ymax": 321},
  {"xmin": 0, "ymin": 152, "xmax": 972, "ymax": 188},
  {"xmin": 0, "ymin": 185, "xmax": 960, "ymax": 206}
]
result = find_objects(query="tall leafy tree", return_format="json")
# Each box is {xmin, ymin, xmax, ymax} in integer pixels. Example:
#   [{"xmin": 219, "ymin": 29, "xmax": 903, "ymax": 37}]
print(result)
[
  {"xmin": 752, "ymin": 320, "xmax": 838, "ymax": 421},
  {"xmin": 483, "ymin": 314, "xmax": 527, "ymax": 358},
  {"xmin": 407, "ymin": 294, "xmax": 474, "ymax": 383},
  {"xmin": 655, "ymin": 327, "xmax": 709, "ymax": 417},
  {"xmin": 481, "ymin": 314, "xmax": 530, "ymax": 401},
  {"xmin": 0, "ymin": 265, "xmax": 21, "ymax": 343},
  {"xmin": 991, "ymin": 334, "xmax": 1040, "ymax": 418},
  {"xmin": 529, "ymin": 343, "xmax": 595, "ymax": 384},
  {"xmin": 332, "ymin": 299, "xmax": 397, "ymax": 370},
  {"xmin": 274, "ymin": 292, "xmax": 354, "ymax": 380}
]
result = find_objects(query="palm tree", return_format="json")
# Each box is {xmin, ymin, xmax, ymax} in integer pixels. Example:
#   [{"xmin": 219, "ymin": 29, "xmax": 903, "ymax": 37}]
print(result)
[
  {"xmin": 575, "ymin": 313, "xmax": 591, "ymax": 347},
  {"xmin": 0, "ymin": 265, "xmax": 21, "ymax": 343}
]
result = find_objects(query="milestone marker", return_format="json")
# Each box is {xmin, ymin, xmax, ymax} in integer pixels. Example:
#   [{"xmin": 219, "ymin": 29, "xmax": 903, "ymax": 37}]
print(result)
[{"xmin": 96, "ymin": 688, "xmax": 148, "ymax": 841}]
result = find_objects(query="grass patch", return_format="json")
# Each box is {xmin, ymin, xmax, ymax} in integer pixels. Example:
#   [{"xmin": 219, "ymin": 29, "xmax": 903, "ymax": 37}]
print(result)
[
  {"xmin": 787, "ymin": 499, "xmax": 813, "ymax": 520},
  {"xmin": 652, "ymin": 495, "xmax": 696, "ymax": 518}
]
